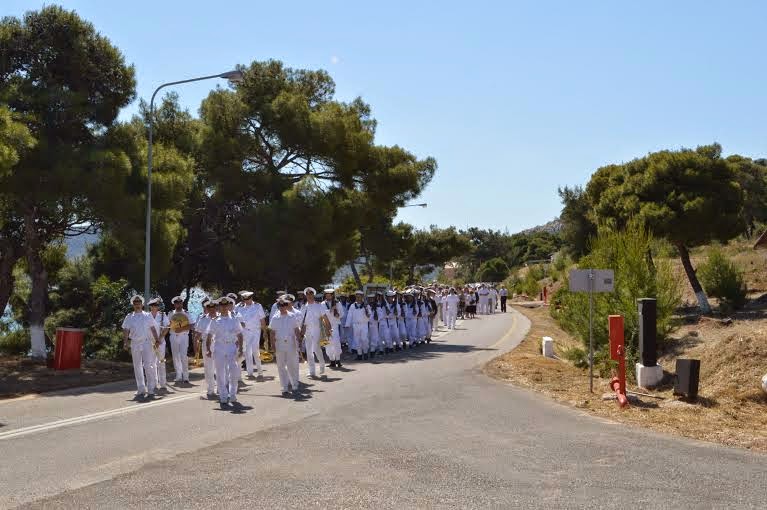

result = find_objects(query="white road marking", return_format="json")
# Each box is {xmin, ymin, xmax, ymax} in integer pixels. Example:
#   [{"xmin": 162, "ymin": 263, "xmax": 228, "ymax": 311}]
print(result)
[{"xmin": 0, "ymin": 393, "xmax": 199, "ymax": 441}]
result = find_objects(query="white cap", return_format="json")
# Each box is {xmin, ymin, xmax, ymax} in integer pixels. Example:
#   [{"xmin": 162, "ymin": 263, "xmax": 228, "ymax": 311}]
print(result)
[
  {"xmin": 323, "ymin": 288, "xmax": 336, "ymax": 294},
  {"xmin": 304, "ymin": 287, "xmax": 317, "ymax": 295},
  {"xmin": 240, "ymin": 291, "xmax": 254, "ymax": 299},
  {"xmin": 171, "ymin": 295, "xmax": 183, "ymax": 304},
  {"xmin": 226, "ymin": 293, "xmax": 238, "ymax": 301},
  {"xmin": 147, "ymin": 297, "xmax": 162, "ymax": 306},
  {"xmin": 130, "ymin": 294, "xmax": 145, "ymax": 305}
]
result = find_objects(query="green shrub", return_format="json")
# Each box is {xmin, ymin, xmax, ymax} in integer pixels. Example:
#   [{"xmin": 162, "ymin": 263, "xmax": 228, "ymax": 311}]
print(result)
[
  {"xmin": 0, "ymin": 329, "xmax": 31, "ymax": 355},
  {"xmin": 698, "ymin": 247, "xmax": 747, "ymax": 313},
  {"xmin": 476, "ymin": 257, "xmax": 510, "ymax": 282},
  {"xmin": 550, "ymin": 223, "xmax": 682, "ymax": 363}
]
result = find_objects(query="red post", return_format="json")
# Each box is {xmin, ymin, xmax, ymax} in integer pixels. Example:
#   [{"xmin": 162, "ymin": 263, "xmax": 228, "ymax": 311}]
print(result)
[{"xmin": 608, "ymin": 315, "xmax": 628, "ymax": 408}]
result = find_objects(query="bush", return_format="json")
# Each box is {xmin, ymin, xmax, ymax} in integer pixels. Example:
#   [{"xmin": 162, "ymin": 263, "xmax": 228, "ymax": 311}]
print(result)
[
  {"xmin": 550, "ymin": 223, "xmax": 682, "ymax": 364},
  {"xmin": 476, "ymin": 257, "xmax": 510, "ymax": 282},
  {"xmin": 0, "ymin": 329, "xmax": 31, "ymax": 355},
  {"xmin": 698, "ymin": 247, "xmax": 747, "ymax": 313}
]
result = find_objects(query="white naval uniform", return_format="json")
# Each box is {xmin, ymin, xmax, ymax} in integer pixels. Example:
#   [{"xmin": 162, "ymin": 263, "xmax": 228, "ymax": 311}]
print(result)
[
  {"xmin": 444, "ymin": 294, "xmax": 459, "ymax": 329},
  {"xmin": 396, "ymin": 301, "xmax": 407, "ymax": 345},
  {"xmin": 368, "ymin": 302, "xmax": 381, "ymax": 354},
  {"xmin": 239, "ymin": 302, "xmax": 266, "ymax": 377},
  {"xmin": 148, "ymin": 310, "xmax": 169, "ymax": 388},
  {"xmin": 345, "ymin": 302, "xmax": 370, "ymax": 355},
  {"xmin": 322, "ymin": 300, "xmax": 344, "ymax": 362},
  {"xmin": 206, "ymin": 315, "xmax": 243, "ymax": 403},
  {"xmin": 299, "ymin": 302, "xmax": 330, "ymax": 376},
  {"xmin": 378, "ymin": 302, "xmax": 393, "ymax": 350},
  {"xmin": 403, "ymin": 300, "xmax": 419, "ymax": 344},
  {"xmin": 271, "ymin": 311, "xmax": 301, "ymax": 392},
  {"xmin": 489, "ymin": 288, "xmax": 498, "ymax": 313},
  {"xmin": 478, "ymin": 288, "xmax": 490, "ymax": 315},
  {"xmin": 121, "ymin": 311, "xmax": 158, "ymax": 394},
  {"xmin": 197, "ymin": 313, "xmax": 217, "ymax": 395},
  {"xmin": 167, "ymin": 309, "xmax": 192, "ymax": 381},
  {"xmin": 416, "ymin": 300, "xmax": 430, "ymax": 341}
]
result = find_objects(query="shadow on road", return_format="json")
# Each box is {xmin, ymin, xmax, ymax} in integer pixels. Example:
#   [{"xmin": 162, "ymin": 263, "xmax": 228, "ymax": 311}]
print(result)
[{"xmin": 340, "ymin": 342, "xmax": 497, "ymax": 366}]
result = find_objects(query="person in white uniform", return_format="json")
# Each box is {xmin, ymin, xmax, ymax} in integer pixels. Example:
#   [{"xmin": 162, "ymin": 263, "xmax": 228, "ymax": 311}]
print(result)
[
  {"xmin": 367, "ymin": 294, "xmax": 382, "ymax": 358},
  {"xmin": 195, "ymin": 297, "xmax": 218, "ymax": 399},
  {"xmin": 322, "ymin": 288, "xmax": 344, "ymax": 368},
  {"xmin": 238, "ymin": 290, "xmax": 266, "ymax": 379},
  {"xmin": 444, "ymin": 288, "xmax": 460, "ymax": 330},
  {"xmin": 147, "ymin": 297, "xmax": 170, "ymax": 392},
  {"xmin": 270, "ymin": 297, "xmax": 302, "ymax": 396},
  {"xmin": 122, "ymin": 295, "xmax": 162, "ymax": 399},
  {"xmin": 167, "ymin": 296, "xmax": 192, "ymax": 384},
  {"xmin": 345, "ymin": 290, "xmax": 370, "ymax": 360},
  {"xmin": 478, "ymin": 285, "xmax": 490, "ymax": 315},
  {"xmin": 403, "ymin": 291, "xmax": 419, "ymax": 347},
  {"xmin": 299, "ymin": 287, "xmax": 331, "ymax": 378},
  {"xmin": 204, "ymin": 296, "xmax": 244, "ymax": 409}
]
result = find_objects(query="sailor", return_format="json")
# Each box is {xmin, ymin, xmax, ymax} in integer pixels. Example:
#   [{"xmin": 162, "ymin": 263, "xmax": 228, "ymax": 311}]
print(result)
[
  {"xmin": 444, "ymin": 288, "xmax": 460, "ymax": 329},
  {"xmin": 238, "ymin": 290, "xmax": 266, "ymax": 380},
  {"xmin": 195, "ymin": 297, "xmax": 218, "ymax": 399},
  {"xmin": 416, "ymin": 290, "xmax": 430, "ymax": 345},
  {"xmin": 204, "ymin": 296, "xmax": 244, "ymax": 409},
  {"xmin": 298, "ymin": 287, "xmax": 331, "ymax": 378},
  {"xmin": 381, "ymin": 291, "xmax": 396, "ymax": 353},
  {"xmin": 270, "ymin": 290, "xmax": 287, "ymax": 318},
  {"xmin": 167, "ymin": 296, "xmax": 192, "ymax": 384},
  {"xmin": 121, "ymin": 295, "xmax": 161, "ymax": 399},
  {"xmin": 269, "ymin": 297, "xmax": 301, "ymax": 396},
  {"xmin": 322, "ymin": 288, "xmax": 344, "ymax": 368},
  {"xmin": 294, "ymin": 290, "xmax": 306, "ymax": 310},
  {"xmin": 147, "ymin": 297, "xmax": 170, "ymax": 392},
  {"xmin": 403, "ymin": 291, "xmax": 419, "ymax": 347},
  {"xmin": 345, "ymin": 290, "xmax": 370, "ymax": 360},
  {"xmin": 478, "ymin": 284, "xmax": 490, "ymax": 315},
  {"xmin": 425, "ymin": 289, "xmax": 438, "ymax": 341},
  {"xmin": 367, "ymin": 293, "xmax": 381, "ymax": 358},
  {"xmin": 489, "ymin": 286, "xmax": 498, "ymax": 314}
]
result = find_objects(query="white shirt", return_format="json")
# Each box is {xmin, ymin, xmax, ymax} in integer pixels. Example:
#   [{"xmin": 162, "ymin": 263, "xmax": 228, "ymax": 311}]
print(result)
[
  {"xmin": 300, "ymin": 302, "xmax": 330, "ymax": 333},
  {"xmin": 444, "ymin": 294, "xmax": 460, "ymax": 311},
  {"xmin": 270, "ymin": 312, "xmax": 300, "ymax": 352},
  {"xmin": 206, "ymin": 315, "xmax": 243, "ymax": 344},
  {"xmin": 500, "ymin": 289, "xmax": 508, "ymax": 297},
  {"xmin": 345, "ymin": 302, "xmax": 370, "ymax": 326},
  {"xmin": 121, "ymin": 311, "xmax": 157, "ymax": 343},
  {"xmin": 322, "ymin": 300, "xmax": 344, "ymax": 326},
  {"xmin": 239, "ymin": 302, "xmax": 266, "ymax": 330},
  {"xmin": 148, "ymin": 310, "xmax": 168, "ymax": 341},
  {"xmin": 166, "ymin": 309, "xmax": 192, "ymax": 337}
]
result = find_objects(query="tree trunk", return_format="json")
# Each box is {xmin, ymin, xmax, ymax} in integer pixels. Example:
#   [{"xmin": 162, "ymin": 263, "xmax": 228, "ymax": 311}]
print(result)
[
  {"xmin": 349, "ymin": 262, "xmax": 363, "ymax": 289},
  {"xmin": 25, "ymin": 213, "xmax": 49, "ymax": 358},
  {"xmin": 364, "ymin": 256, "xmax": 374, "ymax": 283},
  {"xmin": 676, "ymin": 242, "xmax": 711, "ymax": 314}
]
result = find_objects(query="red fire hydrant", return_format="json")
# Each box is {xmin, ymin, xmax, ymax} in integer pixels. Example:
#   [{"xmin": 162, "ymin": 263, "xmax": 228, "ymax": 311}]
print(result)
[{"xmin": 608, "ymin": 315, "xmax": 629, "ymax": 408}]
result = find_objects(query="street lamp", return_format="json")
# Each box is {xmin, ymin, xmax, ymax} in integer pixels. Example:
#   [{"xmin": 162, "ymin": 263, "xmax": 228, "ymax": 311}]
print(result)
[
  {"xmin": 144, "ymin": 70, "xmax": 244, "ymax": 304},
  {"xmin": 390, "ymin": 202, "xmax": 428, "ymax": 285}
]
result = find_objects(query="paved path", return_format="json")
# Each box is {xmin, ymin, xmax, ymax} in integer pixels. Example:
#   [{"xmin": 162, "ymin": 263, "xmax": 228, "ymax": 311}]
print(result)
[{"xmin": 1, "ymin": 309, "xmax": 765, "ymax": 509}]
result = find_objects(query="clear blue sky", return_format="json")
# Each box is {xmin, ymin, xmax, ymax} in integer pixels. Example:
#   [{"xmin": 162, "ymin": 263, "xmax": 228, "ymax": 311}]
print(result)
[{"xmin": 7, "ymin": 1, "xmax": 767, "ymax": 233}]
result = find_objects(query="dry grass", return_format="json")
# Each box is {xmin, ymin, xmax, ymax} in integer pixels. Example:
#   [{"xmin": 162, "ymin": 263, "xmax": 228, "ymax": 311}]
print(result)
[
  {"xmin": 0, "ymin": 355, "xmax": 135, "ymax": 399},
  {"xmin": 485, "ymin": 305, "xmax": 767, "ymax": 452}
]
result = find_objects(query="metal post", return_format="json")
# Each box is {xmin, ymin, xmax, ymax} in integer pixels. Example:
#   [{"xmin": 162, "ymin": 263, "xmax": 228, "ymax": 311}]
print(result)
[
  {"xmin": 588, "ymin": 268, "xmax": 594, "ymax": 393},
  {"xmin": 143, "ymin": 71, "xmax": 242, "ymax": 307}
]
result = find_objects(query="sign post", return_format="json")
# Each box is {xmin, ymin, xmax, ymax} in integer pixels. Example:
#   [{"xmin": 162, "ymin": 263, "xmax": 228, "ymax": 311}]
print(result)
[{"xmin": 569, "ymin": 268, "xmax": 615, "ymax": 393}]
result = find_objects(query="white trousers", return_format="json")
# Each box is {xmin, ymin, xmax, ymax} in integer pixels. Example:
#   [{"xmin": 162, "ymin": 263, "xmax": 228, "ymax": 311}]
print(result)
[
  {"xmin": 155, "ymin": 341, "xmax": 167, "ymax": 387},
  {"xmin": 405, "ymin": 318, "xmax": 418, "ymax": 343},
  {"xmin": 244, "ymin": 329, "xmax": 263, "ymax": 376},
  {"xmin": 203, "ymin": 349, "xmax": 216, "ymax": 395},
  {"xmin": 369, "ymin": 321, "xmax": 380, "ymax": 352},
  {"xmin": 131, "ymin": 340, "xmax": 156, "ymax": 394},
  {"xmin": 445, "ymin": 308, "xmax": 457, "ymax": 329},
  {"xmin": 304, "ymin": 329, "xmax": 325, "ymax": 376},
  {"xmin": 169, "ymin": 333, "xmax": 189, "ymax": 381},
  {"xmin": 397, "ymin": 319, "xmax": 407, "ymax": 343},
  {"xmin": 213, "ymin": 343, "xmax": 239, "ymax": 402},
  {"xmin": 326, "ymin": 323, "xmax": 342, "ymax": 361},
  {"xmin": 380, "ymin": 321, "xmax": 393, "ymax": 348},
  {"xmin": 275, "ymin": 350, "xmax": 299, "ymax": 392},
  {"xmin": 352, "ymin": 323, "xmax": 369, "ymax": 354}
]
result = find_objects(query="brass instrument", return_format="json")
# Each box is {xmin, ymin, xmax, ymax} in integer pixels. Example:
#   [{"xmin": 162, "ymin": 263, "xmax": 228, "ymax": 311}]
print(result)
[
  {"xmin": 169, "ymin": 312, "xmax": 190, "ymax": 333},
  {"xmin": 319, "ymin": 316, "xmax": 331, "ymax": 347}
]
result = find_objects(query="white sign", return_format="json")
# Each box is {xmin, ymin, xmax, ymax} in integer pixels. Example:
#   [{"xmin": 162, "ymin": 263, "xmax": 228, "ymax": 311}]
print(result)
[{"xmin": 569, "ymin": 269, "xmax": 615, "ymax": 293}]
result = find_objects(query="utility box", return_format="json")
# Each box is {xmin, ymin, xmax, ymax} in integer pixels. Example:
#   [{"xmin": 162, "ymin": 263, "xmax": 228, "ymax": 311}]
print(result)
[
  {"xmin": 638, "ymin": 298, "xmax": 657, "ymax": 367},
  {"xmin": 674, "ymin": 359, "xmax": 700, "ymax": 400},
  {"xmin": 541, "ymin": 336, "xmax": 554, "ymax": 358}
]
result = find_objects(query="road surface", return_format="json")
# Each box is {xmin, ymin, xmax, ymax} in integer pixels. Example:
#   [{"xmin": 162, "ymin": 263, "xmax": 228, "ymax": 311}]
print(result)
[{"xmin": 0, "ymin": 309, "xmax": 764, "ymax": 509}]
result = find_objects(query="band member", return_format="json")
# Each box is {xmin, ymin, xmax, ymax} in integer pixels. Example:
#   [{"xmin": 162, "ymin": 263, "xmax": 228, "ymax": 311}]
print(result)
[
  {"xmin": 377, "ymin": 292, "xmax": 392, "ymax": 354},
  {"xmin": 322, "ymin": 288, "xmax": 344, "ymax": 368},
  {"xmin": 444, "ymin": 288, "xmax": 460, "ymax": 329},
  {"xmin": 299, "ymin": 287, "xmax": 331, "ymax": 378},
  {"xmin": 204, "ymin": 296, "xmax": 244, "ymax": 409},
  {"xmin": 416, "ymin": 290, "xmax": 430, "ymax": 345},
  {"xmin": 345, "ymin": 290, "xmax": 370, "ymax": 360},
  {"xmin": 122, "ymin": 295, "xmax": 161, "ymax": 399},
  {"xmin": 384, "ymin": 291, "xmax": 399, "ymax": 351},
  {"xmin": 403, "ymin": 291, "xmax": 420, "ymax": 347},
  {"xmin": 168, "ymin": 296, "xmax": 192, "ymax": 384},
  {"xmin": 270, "ymin": 290, "xmax": 287, "ymax": 318},
  {"xmin": 396, "ymin": 291, "xmax": 408, "ymax": 349},
  {"xmin": 270, "ymin": 297, "xmax": 302, "ymax": 396},
  {"xmin": 238, "ymin": 290, "xmax": 266, "ymax": 379},
  {"xmin": 367, "ymin": 294, "xmax": 380, "ymax": 358},
  {"xmin": 425, "ymin": 289, "xmax": 438, "ymax": 342},
  {"xmin": 195, "ymin": 297, "xmax": 218, "ymax": 399},
  {"xmin": 147, "ymin": 297, "xmax": 170, "ymax": 392}
]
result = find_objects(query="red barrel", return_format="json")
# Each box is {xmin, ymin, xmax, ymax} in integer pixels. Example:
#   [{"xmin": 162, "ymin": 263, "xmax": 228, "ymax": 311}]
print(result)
[{"xmin": 53, "ymin": 328, "xmax": 85, "ymax": 370}]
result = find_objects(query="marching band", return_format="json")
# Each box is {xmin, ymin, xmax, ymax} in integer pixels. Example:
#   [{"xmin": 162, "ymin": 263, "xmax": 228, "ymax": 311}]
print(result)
[{"xmin": 121, "ymin": 283, "xmax": 505, "ymax": 408}]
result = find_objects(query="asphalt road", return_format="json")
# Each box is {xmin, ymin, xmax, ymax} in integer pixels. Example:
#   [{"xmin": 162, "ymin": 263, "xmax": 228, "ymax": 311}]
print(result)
[{"xmin": 1, "ymin": 309, "xmax": 765, "ymax": 509}]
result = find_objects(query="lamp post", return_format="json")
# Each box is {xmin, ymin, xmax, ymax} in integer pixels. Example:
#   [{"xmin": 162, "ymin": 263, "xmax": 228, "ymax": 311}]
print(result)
[
  {"xmin": 390, "ymin": 202, "xmax": 428, "ymax": 286},
  {"xmin": 144, "ymin": 70, "xmax": 244, "ymax": 304}
]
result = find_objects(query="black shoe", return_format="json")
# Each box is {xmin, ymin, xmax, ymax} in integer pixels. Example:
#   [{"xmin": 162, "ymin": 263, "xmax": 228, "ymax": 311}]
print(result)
[
  {"xmin": 336, "ymin": 361, "xmax": 343, "ymax": 368},
  {"xmin": 395, "ymin": 346, "xmax": 401, "ymax": 351},
  {"xmin": 363, "ymin": 354, "xmax": 369, "ymax": 360},
  {"xmin": 356, "ymin": 355, "xmax": 363, "ymax": 361},
  {"xmin": 220, "ymin": 401, "xmax": 230, "ymax": 409},
  {"xmin": 370, "ymin": 352, "xmax": 375, "ymax": 359},
  {"xmin": 426, "ymin": 338, "xmax": 431, "ymax": 344}
]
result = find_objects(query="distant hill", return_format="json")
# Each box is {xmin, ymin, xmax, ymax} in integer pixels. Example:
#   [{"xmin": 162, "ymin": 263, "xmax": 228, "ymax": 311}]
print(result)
[
  {"xmin": 518, "ymin": 218, "xmax": 563, "ymax": 236},
  {"xmin": 64, "ymin": 232, "xmax": 100, "ymax": 259}
]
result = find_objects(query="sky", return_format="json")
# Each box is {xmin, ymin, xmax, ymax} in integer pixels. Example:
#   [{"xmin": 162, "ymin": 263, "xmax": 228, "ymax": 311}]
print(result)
[{"xmin": 6, "ymin": 1, "xmax": 767, "ymax": 234}]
